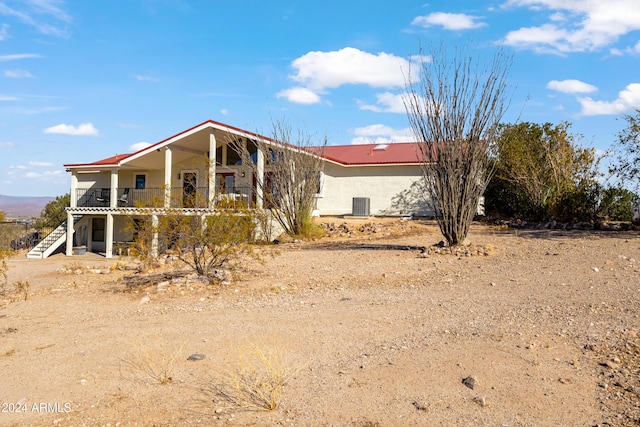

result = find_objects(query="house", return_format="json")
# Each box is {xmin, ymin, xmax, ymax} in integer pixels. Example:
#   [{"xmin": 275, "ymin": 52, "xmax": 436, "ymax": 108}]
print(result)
[{"xmin": 27, "ymin": 120, "xmax": 428, "ymax": 259}]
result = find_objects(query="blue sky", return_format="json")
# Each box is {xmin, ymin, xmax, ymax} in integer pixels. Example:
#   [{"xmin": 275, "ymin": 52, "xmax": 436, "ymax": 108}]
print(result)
[{"xmin": 1, "ymin": 0, "xmax": 640, "ymax": 197}]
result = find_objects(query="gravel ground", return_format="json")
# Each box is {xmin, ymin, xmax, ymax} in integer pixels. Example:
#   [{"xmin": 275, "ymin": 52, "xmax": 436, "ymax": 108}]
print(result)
[{"xmin": 0, "ymin": 218, "xmax": 639, "ymax": 426}]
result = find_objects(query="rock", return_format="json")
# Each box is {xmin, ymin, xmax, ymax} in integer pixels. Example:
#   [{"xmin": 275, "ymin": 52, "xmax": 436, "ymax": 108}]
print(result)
[
  {"xmin": 472, "ymin": 396, "xmax": 487, "ymax": 406},
  {"xmin": 139, "ymin": 295, "xmax": 150, "ymax": 304},
  {"xmin": 601, "ymin": 360, "xmax": 620, "ymax": 370},
  {"xmin": 187, "ymin": 353, "xmax": 206, "ymax": 361},
  {"xmin": 412, "ymin": 401, "xmax": 428, "ymax": 411},
  {"xmin": 462, "ymin": 376, "xmax": 476, "ymax": 390}
]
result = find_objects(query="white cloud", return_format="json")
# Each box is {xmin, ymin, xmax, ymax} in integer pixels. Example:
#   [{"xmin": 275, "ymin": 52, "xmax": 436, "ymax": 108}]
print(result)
[
  {"xmin": 0, "ymin": 94, "xmax": 19, "ymax": 101},
  {"xmin": 0, "ymin": 141, "xmax": 15, "ymax": 147},
  {"xmin": 0, "ymin": 23, "xmax": 8, "ymax": 40},
  {"xmin": 44, "ymin": 122, "xmax": 99, "ymax": 136},
  {"xmin": 0, "ymin": 53, "xmax": 42, "ymax": 61},
  {"xmin": 29, "ymin": 161, "xmax": 53, "ymax": 167},
  {"xmin": 220, "ymin": 108, "xmax": 229, "ymax": 116},
  {"xmin": 547, "ymin": 79, "xmax": 597, "ymax": 93},
  {"xmin": 25, "ymin": 172, "xmax": 41, "ymax": 178},
  {"xmin": 502, "ymin": 0, "xmax": 640, "ymax": 53},
  {"xmin": 129, "ymin": 141, "xmax": 151, "ymax": 152},
  {"xmin": 358, "ymin": 92, "xmax": 407, "ymax": 113},
  {"xmin": 276, "ymin": 87, "xmax": 322, "ymax": 104},
  {"xmin": 0, "ymin": 0, "xmax": 71, "ymax": 37},
  {"xmin": 578, "ymin": 83, "xmax": 640, "ymax": 115},
  {"xmin": 279, "ymin": 47, "xmax": 411, "ymax": 104},
  {"xmin": 411, "ymin": 12, "xmax": 486, "ymax": 30},
  {"xmin": 4, "ymin": 69, "xmax": 33, "ymax": 78},
  {"xmin": 349, "ymin": 124, "xmax": 416, "ymax": 144},
  {"xmin": 290, "ymin": 47, "xmax": 410, "ymax": 90}
]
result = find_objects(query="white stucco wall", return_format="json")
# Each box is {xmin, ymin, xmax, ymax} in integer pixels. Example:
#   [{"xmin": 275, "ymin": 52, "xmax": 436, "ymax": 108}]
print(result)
[{"xmin": 317, "ymin": 163, "xmax": 432, "ymax": 216}]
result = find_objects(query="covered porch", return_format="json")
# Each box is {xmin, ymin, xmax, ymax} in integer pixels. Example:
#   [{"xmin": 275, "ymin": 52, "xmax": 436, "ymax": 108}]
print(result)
[{"xmin": 64, "ymin": 123, "xmax": 269, "ymax": 259}]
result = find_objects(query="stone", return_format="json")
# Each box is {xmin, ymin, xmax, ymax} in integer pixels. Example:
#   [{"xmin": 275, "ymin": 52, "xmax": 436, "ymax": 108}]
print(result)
[
  {"xmin": 187, "ymin": 353, "xmax": 206, "ymax": 361},
  {"xmin": 462, "ymin": 376, "xmax": 476, "ymax": 390}
]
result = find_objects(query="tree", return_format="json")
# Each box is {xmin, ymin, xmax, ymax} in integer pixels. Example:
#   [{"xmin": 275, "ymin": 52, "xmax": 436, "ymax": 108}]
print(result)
[
  {"xmin": 230, "ymin": 119, "xmax": 327, "ymax": 238},
  {"xmin": 610, "ymin": 109, "xmax": 640, "ymax": 188},
  {"xmin": 36, "ymin": 193, "xmax": 70, "ymax": 228},
  {"xmin": 0, "ymin": 211, "xmax": 5, "ymax": 222},
  {"xmin": 488, "ymin": 121, "xmax": 600, "ymax": 220},
  {"xmin": 162, "ymin": 208, "xmax": 256, "ymax": 281},
  {"xmin": 127, "ymin": 207, "xmax": 257, "ymax": 282},
  {"xmin": 404, "ymin": 44, "xmax": 511, "ymax": 246}
]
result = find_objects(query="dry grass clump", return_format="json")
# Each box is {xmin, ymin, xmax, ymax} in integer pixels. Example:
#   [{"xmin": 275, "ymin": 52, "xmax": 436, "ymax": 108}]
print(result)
[
  {"xmin": 120, "ymin": 342, "xmax": 184, "ymax": 385},
  {"xmin": 213, "ymin": 343, "xmax": 297, "ymax": 412}
]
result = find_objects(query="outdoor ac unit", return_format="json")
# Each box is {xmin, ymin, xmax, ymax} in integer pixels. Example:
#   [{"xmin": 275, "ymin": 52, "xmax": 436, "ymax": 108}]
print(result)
[{"xmin": 352, "ymin": 197, "xmax": 370, "ymax": 216}]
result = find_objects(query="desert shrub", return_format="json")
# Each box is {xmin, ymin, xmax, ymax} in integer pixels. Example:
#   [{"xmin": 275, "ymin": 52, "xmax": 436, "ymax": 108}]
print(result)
[
  {"xmin": 0, "ymin": 249, "xmax": 8, "ymax": 295},
  {"xmin": 554, "ymin": 183, "xmax": 600, "ymax": 223},
  {"xmin": 0, "ymin": 223, "xmax": 28, "ymax": 250},
  {"xmin": 488, "ymin": 121, "xmax": 601, "ymax": 221},
  {"xmin": 121, "ymin": 342, "xmax": 184, "ymax": 385},
  {"xmin": 125, "ymin": 216, "xmax": 157, "ymax": 272},
  {"xmin": 213, "ymin": 343, "xmax": 296, "ymax": 412},
  {"xmin": 598, "ymin": 186, "xmax": 637, "ymax": 222},
  {"xmin": 127, "ymin": 207, "xmax": 258, "ymax": 282},
  {"xmin": 228, "ymin": 118, "xmax": 327, "ymax": 239}
]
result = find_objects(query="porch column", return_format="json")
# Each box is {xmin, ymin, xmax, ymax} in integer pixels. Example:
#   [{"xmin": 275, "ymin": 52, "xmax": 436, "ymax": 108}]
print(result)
[
  {"xmin": 70, "ymin": 172, "xmax": 78, "ymax": 208},
  {"xmin": 110, "ymin": 170, "xmax": 118, "ymax": 208},
  {"xmin": 151, "ymin": 214, "xmax": 159, "ymax": 258},
  {"xmin": 105, "ymin": 212, "xmax": 114, "ymax": 258},
  {"xmin": 65, "ymin": 211, "xmax": 74, "ymax": 256},
  {"xmin": 208, "ymin": 129, "xmax": 217, "ymax": 208},
  {"xmin": 164, "ymin": 147, "xmax": 172, "ymax": 208},
  {"xmin": 256, "ymin": 147, "xmax": 264, "ymax": 208}
]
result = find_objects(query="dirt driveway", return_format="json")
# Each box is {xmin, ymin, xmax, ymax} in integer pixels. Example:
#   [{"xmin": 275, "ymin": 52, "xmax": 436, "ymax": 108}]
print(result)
[{"xmin": 1, "ymin": 219, "xmax": 639, "ymax": 426}]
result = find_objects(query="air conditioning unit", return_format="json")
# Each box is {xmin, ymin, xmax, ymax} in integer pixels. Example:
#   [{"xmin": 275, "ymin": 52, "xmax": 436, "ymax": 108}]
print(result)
[{"xmin": 352, "ymin": 197, "xmax": 370, "ymax": 216}]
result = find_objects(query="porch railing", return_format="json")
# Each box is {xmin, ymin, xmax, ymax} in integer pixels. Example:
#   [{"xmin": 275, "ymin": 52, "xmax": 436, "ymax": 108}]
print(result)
[{"xmin": 75, "ymin": 187, "xmax": 254, "ymax": 209}]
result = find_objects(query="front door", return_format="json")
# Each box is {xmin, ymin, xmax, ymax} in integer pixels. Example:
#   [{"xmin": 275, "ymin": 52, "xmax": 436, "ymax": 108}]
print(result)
[{"xmin": 182, "ymin": 172, "xmax": 197, "ymax": 208}]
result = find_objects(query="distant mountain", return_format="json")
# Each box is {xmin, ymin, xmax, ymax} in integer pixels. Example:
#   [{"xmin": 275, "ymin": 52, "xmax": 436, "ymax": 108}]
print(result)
[{"xmin": 0, "ymin": 195, "xmax": 54, "ymax": 218}]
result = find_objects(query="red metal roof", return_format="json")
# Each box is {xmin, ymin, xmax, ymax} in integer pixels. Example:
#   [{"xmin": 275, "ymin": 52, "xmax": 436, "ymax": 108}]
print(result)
[
  {"xmin": 64, "ymin": 120, "xmax": 423, "ymax": 168},
  {"xmin": 321, "ymin": 142, "xmax": 422, "ymax": 166}
]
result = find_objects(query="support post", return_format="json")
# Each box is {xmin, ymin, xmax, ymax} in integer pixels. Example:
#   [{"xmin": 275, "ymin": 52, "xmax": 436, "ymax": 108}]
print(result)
[
  {"xmin": 164, "ymin": 147, "xmax": 172, "ymax": 208},
  {"xmin": 70, "ymin": 172, "xmax": 78, "ymax": 208},
  {"xmin": 110, "ymin": 170, "xmax": 118, "ymax": 208},
  {"xmin": 65, "ymin": 211, "xmax": 74, "ymax": 256},
  {"xmin": 256, "ymin": 146, "xmax": 264, "ymax": 209},
  {"xmin": 105, "ymin": 213, "xmax": 114, "ymax": 258},
  {"xmin": 208, "ymin": 129, "xmax": 217, "ymax": 208}
]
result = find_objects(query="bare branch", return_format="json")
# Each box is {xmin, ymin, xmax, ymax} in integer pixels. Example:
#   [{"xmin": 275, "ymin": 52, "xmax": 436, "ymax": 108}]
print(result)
[{"xmin": 405, "ymin": 43, "xmax": 512, "ymax": 245}]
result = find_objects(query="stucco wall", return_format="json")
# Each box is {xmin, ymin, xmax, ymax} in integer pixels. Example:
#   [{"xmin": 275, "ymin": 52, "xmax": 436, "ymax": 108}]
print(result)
[{"xmin": 317, "ymin": 163, "xmax": 432, "ymax": 216}]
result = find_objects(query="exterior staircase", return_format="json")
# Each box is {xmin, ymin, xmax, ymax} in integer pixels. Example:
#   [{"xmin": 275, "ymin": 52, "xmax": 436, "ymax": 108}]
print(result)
[{"xmin": 27, "ymin": 215, "xmax": 83, "ymax": 259}]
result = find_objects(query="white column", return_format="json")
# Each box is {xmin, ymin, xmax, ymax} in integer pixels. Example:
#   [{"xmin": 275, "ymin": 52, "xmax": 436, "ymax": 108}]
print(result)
[
  {"xmin": 110, "ymin": 170, "xmax": 118, "ymax": 208},
  {"xmin": 164, "ymin": 147, "xmax": 172, "ymax": 208},
  {"xmin": 222, "ymin": 144, "xmax": 228, "ymax": 167},
  {"xmin": 256, "ymin": 147, "xmax": 265, "ymax": 209},
  {"xmin": 208, "ymin": 129, "xmax": 217, "ymax": 208},
  {"xmin": 70, "ymin": 172, "xmax": 78, "ymax": 208},
  {"xmin": 105, "ymin": 213, "xmax": 114, "ymax": 258},
  {"xmin": 151, "ymin": 214, "xmax": 159, "ymax": 258},
  {"xmin": 65, "ymin": 211, "xmax": 74, "ymax": 256}
]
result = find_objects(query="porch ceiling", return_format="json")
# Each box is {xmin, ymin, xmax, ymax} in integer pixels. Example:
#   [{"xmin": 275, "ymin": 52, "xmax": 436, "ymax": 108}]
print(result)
[{"xmin": 120, "ymin": 128, "xmax": 235, "ymax": 170}]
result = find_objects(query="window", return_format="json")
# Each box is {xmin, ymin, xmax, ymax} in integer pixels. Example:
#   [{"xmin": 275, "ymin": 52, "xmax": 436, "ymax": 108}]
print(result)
[
  {"xmin": 135, "ymin": 174, "xmax": 146, "ymax": 189},
  {"xmin": 92, "ymin": 218, "xmax": 105, "ymax": 242}
]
